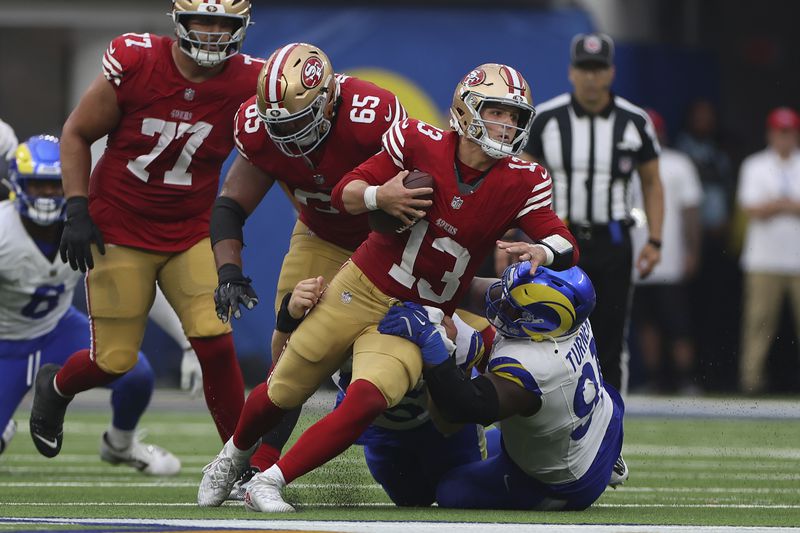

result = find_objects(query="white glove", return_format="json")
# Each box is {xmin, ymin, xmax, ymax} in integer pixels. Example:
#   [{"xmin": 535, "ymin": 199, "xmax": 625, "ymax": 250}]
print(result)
[
  {"xmin": 180, "ymin": 347, "xmax": 203, "ymax": 398},
  {"xmin": 422, "ymin": 305, "xmax": 457, "ymax": 356}
]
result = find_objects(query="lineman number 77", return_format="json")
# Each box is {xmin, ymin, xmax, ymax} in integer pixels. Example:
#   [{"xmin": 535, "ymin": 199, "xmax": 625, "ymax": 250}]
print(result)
[{"xmin": 126, "ymin": 118, "xmax": 213, "ymax": 185}]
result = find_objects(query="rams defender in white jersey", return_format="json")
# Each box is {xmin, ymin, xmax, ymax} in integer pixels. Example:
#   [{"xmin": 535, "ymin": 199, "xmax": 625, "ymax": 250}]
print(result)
[
  {"xmin": 0, "ymin": 135, "xmax": 179, "ymax": 474},
  {"xmin": 378, "ymin": 262, "xmax": 627, "ymax": 510}
]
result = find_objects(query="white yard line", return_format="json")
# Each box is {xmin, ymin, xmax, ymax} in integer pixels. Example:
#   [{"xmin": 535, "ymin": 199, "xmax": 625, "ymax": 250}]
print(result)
[
  {"xmin": 3, "ymin": 480, "xmax": 799, "ymax": 493},
  {"xmin": 4, "ymin": 501, "xmax": 800, "ymax": 510},
  {"xmin": 1, "ymin": 517, "xmax": 799, "ymax": 533},
  {"xmin": 16, "ymin": 389, "xmax": 800, "ymax": 419}
]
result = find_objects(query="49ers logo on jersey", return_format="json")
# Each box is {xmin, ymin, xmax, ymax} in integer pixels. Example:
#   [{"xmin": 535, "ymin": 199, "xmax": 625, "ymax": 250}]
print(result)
[
  {"xmin": 463, "ymin": 69, "xmax": 486, "ymax": 87},
  {"xmin": 301, "ymin": 57, "xmax": 324, "ymax": 89}
]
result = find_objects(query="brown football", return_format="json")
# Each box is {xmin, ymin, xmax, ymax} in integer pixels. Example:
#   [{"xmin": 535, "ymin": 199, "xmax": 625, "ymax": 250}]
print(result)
[{"xmin": 368, "ymin": 170, "xmax": 435, "ymax": 234}]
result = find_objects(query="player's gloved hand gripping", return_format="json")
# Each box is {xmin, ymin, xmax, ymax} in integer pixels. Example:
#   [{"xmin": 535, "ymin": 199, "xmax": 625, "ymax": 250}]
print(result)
[
  {"xmin": 378, "ymin": 302, "xmax": 453, "ymax": 365},
  {"xmin": 59, "ymin": 196, "xmax": 106, "ymax": 272},
  {"xmin": 214, "ymin": 263, "xmax": 258, "ymax": 323}
]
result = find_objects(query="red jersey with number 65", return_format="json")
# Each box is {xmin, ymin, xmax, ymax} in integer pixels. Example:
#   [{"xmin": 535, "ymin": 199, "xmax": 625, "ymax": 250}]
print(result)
[
  {"xmin": 332, "ymin": 118, "xmax": 578, "ymax": 316},
  {"xmin": 89, "ymin": 33, "xmax": 263, "ymax": 252},
  {"xmin": 233, "ymin": 74, "xmax": 407, "ymax": 251}
]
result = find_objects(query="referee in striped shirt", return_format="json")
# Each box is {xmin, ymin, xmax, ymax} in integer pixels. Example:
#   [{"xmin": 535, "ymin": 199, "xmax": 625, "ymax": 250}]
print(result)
[{"xmin": 524, "ymin": 33, "xmax": 664, "ymax": 393}]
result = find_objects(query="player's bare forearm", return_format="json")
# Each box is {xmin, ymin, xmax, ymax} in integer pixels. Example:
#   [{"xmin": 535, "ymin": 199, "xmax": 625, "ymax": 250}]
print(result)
[
  {"xmin": 212, "ymin": 239, "xmax": 243, "ymax": 270},
  {"xmin": 59, "ymin": 131, "xmax": 93, "ymax": 199},
  {"xmin": 219, "ymin": 154, "xmax": 274, "ymax": 215},
  {"xmin": 639, "ymin": 158, "xmax": 664, "ymax": 241},
  {"xmin": 341, "ymin": 179, "xmax": 371, "ymax": 214},
  {"xmin": 61, "ymin": 74, "xmax": 121, "ymax": 198}
]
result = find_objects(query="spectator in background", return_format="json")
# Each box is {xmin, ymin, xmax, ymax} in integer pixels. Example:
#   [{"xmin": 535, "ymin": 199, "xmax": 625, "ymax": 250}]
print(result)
[
  {"xmin": 524, "ymin": 32, "xmax": 664, "ymax": 394},
  {"xmin": 675, "ymin": 99, "xmax": 739, "ymax": 391},
  {"xmin": 737, "ymin": 107, "xmax": 800, "ymax": 394},
  {"xmin": 675, "ymin": 99, "xmax": 735, "ymax": 236},
  {"xmin": 630, "ymin": 109, "xmax": 703, "ymax": 394}
]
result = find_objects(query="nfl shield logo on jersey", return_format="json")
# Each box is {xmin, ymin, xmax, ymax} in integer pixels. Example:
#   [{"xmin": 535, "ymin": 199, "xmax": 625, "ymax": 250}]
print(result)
[
  {"xmin": 183, "ymin": 88, "xmax": 195, "ymax": 101},
  {"xmin": 451, "ymin": 196, "xmax": 464, "ymax": 209}
]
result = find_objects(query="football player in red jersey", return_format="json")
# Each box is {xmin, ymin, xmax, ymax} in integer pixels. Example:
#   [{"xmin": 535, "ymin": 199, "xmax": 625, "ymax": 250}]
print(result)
[
  {"xmin": 208, "ymin": 42, "xmax": 408, "ymax": 497},
  {"xmin": 199, "ymin": 63, "xmax": 579, "ymax": 512},
  {"xmin": 28, "ymin": 0, "xmax": 264, "ymax": 459}
]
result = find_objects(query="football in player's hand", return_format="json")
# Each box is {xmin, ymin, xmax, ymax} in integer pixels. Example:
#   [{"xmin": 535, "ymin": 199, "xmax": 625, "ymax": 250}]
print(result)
[{"xmin": 368, "ymin": 170, "xmax": 435, "ymax": 234}]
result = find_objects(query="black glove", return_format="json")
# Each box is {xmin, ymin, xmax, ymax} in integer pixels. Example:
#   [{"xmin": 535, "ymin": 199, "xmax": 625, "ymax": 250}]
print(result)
[
  {"xmin": 214, "ymin": 263, "xmax": 259, "ymax": 323},
  {"xmin": 59, "ymin": 196, "xmax": 106, "ymax": 272}
]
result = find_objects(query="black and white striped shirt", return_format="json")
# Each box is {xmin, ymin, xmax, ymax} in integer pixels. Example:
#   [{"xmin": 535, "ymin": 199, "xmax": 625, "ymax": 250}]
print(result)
[{"xmin": 526, "ymin": 93, "xmax": 660, "ymax": 225}]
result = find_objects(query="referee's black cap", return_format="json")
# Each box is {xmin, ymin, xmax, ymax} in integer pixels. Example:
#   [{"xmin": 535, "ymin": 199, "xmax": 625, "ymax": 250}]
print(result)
[{"xmin": 571, "ymin": 33, "xmax": 614, "ymax": 68}]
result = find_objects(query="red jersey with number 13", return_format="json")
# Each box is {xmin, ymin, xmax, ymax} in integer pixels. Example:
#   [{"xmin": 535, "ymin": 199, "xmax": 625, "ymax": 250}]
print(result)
[
  {"xmin": 89, "ymin": 33, "xmax": 263, "ymax": 252},
  {"xmin": 332, "ymin": 118, "xmax": 578, "ymax": 316}
]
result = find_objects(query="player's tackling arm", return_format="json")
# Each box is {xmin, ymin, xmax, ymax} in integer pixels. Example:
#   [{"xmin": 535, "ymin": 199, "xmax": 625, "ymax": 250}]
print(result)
[
  {"xmin": 61, "ymin": 73, "xmax": 122, "ymax": 199},
  {"xmin": 211, "ymin": 153, "xmax": 274, "ymax": 270}
]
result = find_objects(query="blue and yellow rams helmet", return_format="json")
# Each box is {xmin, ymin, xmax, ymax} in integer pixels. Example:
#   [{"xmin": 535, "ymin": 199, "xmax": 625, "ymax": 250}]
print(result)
[
  {"xmin": 8, "ymin": 135, "xmax": 65, "ymax": 226},
  {"xmin": 486, "ymin": 262, "xmax": 596, "ymax": 340}
]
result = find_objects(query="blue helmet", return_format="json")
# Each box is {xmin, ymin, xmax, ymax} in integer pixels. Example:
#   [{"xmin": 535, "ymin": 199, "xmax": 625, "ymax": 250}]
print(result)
[
  {"xmin": 486, "ymin": 262, "xmax": 596, "ymax": 340},
  {"xmin": 8, "ymin": 135, "xmax": 65, "ymax": 226}
]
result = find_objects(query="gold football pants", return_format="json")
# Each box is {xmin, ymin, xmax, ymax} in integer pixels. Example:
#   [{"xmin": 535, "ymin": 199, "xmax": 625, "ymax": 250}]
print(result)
[{"xmin": 86, "ymin": 239, "xmax": 229, "ymax": 374}]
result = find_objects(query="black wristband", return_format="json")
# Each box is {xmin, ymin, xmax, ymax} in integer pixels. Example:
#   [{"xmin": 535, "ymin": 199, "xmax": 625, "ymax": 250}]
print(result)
[
  {"xmin": 647, "ymin": 237, "xmax": 662, "ymax": 249},
  {"xmin": 275, "ymin": 292, "xmax": 304, "ymax": 333},
  {"xmin": 217, "ymin": 263, "xmax": 247, "ymax": 284},
  {"xmin": 210, "ymin": 196, "xmax": 247, "ymax": 246},
  {"xmin": 65, "ymin": 196, "xmax": 89, "ymax": 218}
]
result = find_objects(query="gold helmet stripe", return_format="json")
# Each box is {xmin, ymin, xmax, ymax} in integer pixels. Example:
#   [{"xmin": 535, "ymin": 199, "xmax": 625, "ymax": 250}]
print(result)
[{"xmin": 266, "ymin": 43, "xmax": 300, "ymax": 108}]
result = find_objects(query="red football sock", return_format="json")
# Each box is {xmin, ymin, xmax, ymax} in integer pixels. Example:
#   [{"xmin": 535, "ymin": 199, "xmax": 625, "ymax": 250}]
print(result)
[
  {"xmin": 55, "ymin": 349, "xmax": 119, "ymax": 396},
  {"xmin": 190, "ymin": 334, "xmax": 245, "ymax": 442},
  {"xmin": 233, "ymin": 382, "xmax": 287, "ymax": 451},
  {"xmin": 277, "ymin": 379, "xmax": 387, "ymax": 483},
  {"xmin": 250, "ymin": 443, "xmax": 281, "ymax": 471}
]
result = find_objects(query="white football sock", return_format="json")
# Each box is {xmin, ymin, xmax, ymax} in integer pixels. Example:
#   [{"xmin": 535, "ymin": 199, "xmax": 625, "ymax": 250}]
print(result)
[{"xmin": 106, "ymin": 427, "xmax": 135, "ymax": 450}]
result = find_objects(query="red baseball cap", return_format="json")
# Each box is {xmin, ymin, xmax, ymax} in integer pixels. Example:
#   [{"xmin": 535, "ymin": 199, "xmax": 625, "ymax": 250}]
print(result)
[
  {"xmin": 645, "ymin": 108, "xmax": 667, "ymax": 140},
  {"xmin": 766, "ymin": 107, "xmax": 800, "ymax": 131}
]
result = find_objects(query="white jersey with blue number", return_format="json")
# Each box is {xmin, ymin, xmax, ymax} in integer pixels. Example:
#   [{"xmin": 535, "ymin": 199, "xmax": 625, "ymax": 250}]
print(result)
[
  {"xmin": 0, "ymin": 201, "xmax": 81, "ymax": 341},
  {"xmin": 489, "ymin": 320, "xmax": 614, "ymax": 485}
]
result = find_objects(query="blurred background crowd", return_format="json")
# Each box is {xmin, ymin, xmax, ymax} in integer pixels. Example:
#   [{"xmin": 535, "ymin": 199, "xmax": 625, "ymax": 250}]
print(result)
[{"xmin": 1, "ymin": 0, "xmax": 798, "ymax": 395}]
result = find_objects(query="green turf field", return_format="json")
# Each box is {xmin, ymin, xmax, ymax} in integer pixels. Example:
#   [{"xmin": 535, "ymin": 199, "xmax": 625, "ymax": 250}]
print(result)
[{"xmin": 2, "ymin": 403, "xmax": 799, "ymax": 529}]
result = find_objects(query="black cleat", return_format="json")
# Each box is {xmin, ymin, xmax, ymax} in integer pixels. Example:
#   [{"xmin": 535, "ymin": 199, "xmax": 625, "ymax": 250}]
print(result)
[
  {"xmin": 229, "ymin": 466, "xmax": 261, "ymax": 501},
  {"xmin": 29, "ymin": 364, "xmax": 71, "ymax": 458}
]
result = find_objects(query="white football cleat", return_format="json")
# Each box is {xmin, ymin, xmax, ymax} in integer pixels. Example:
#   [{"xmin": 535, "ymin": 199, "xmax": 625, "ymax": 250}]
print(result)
[
  {"xmin": 100, "ymin": 432, "xmax": 181, "ymax": 476},
  {"xmin": 0, "ymin": 419, "xmax": 17, "ymax": 455},
  {"xmin": 608, "ymin": 454, "xmax": 629, "ymax": 488},
  {"xmin": 198, "ymin": 438, "xmax": 259, "ymax": 507},
  {"xmin": 244, "ymin": 467, "xmax": 295, "ymax": 513}
]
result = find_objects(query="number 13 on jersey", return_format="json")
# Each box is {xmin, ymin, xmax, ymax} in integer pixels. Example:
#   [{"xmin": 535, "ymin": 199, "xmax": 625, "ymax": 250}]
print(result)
[{"xmin": 388, "ymin": 220, "xmax": 471, "ymax": 304}]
